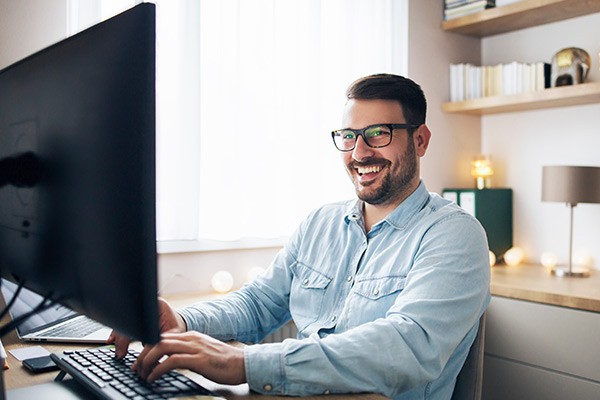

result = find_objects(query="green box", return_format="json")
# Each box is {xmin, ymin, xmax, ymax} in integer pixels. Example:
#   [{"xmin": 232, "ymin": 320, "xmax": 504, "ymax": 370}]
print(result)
[{"xmin": 442, "ymin": 188, "xmax": 513, "ymax": 257}]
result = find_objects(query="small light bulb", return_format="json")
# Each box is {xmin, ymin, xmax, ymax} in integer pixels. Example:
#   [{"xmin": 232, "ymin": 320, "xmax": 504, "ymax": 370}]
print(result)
[
  {"xmin": 211, "ymin": 270, "xmax": 234, "ymax": 293},
  {"xmin": 246, "ymin": 266, "xmax": 266, "ymax": 282},
  {"xmin": 504, "ymin": 246, "xmax": 524, "ymax": 267},
  {"xmin": 540, "ymin": 252, "xmax": 557, "ymax": 269},
  {"xmin": 575, "ymin": 253, "xmax": 594, "ymax": 268},
  {"xmin": 489, "ymin": 251, "xmax": 497, "ymax": 267}
]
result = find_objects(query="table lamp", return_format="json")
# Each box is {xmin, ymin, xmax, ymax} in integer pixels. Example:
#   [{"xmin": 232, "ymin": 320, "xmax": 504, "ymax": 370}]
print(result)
[
  {"xmin": 541, "ymin": 165, "xmax": 600, "ymax": 277},
  {"xmin": 472, "ymin": 155, "xmax": 493, "ymax": 190}
]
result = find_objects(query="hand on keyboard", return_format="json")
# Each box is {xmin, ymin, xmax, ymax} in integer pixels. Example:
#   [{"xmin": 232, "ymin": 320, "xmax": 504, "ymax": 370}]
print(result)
[
  {"xmin": 108, "ymin": 297, "xmax": 187, "ymax": 359},
  {"xmin": 53, "ymin": 347, "xmax": 212, "ymax": 400},
  {"xmin": 133, "ymin": 330, "xmax": 246, "ymax": 386}
]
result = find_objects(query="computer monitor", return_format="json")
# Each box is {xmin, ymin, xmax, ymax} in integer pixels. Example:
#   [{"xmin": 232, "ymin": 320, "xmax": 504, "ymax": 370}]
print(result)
[{"xmin": 0, "ymin": 3, "xmax": 159, "ymax": 344}]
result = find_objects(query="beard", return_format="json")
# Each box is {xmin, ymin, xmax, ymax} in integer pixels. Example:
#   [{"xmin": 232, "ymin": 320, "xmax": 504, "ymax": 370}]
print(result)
[{"xmin": 349, "ymin": 142, "xmax": 417, "ymax": 206}]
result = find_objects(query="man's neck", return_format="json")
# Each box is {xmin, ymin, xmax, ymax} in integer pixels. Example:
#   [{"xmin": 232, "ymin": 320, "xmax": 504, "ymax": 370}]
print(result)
[
  {"xmin": 363, "ymin": 202, "xmax": 396, "ymax": 233},
  {"xmin": 362, "ymin": 181, "xmax": 420, "ymax": 233}
]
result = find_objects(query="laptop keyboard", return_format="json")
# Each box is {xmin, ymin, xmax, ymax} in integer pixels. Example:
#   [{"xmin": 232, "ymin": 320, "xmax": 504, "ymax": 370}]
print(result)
[
  {"xmin": 38, "ymin": 317, "xmax": 104, "ymax": 338},
  {"xmin": 53, "ymin": 347, "xmax": 212, "ymax": 399}
]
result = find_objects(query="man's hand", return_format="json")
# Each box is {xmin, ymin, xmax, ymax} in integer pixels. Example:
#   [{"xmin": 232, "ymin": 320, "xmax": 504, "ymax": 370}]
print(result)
[
  {"xmin": 132, "ymin": 331, "xmax": 246, "ymax": 385},
  {"xmin": 107, "ymin": 297, "xmax": 187, "ymax": 359}
]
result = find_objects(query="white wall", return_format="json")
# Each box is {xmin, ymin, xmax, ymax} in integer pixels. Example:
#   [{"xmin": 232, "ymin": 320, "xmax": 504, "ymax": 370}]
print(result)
[
  {"xmin": 406, "ymin": 1, "xmax": 482, "ymax": 193},
  {"xmin": 0, "ymin": 0, "xmax": 67, "ymax": 69},
  {"xmin": 481, "ymin": 13, "xmax": 600, "ymax": 268}
]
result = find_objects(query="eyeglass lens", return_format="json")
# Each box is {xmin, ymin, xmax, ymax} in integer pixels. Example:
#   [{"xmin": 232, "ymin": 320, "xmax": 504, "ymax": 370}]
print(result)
[{"xmin": 333, "ymin": 125, "xmax": 393, "ymax": 151}]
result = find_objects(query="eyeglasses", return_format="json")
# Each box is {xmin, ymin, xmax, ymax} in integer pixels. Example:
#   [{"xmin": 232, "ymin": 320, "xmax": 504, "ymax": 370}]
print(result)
[{"xmin": 331, "ymin": 123, "xmax": 420, "ymax": 152}]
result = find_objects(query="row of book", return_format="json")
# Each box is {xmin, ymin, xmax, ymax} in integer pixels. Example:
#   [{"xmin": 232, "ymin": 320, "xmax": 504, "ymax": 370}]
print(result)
[
  {"xmin": 444, "ymin": 0, "xmax": 522, "ymax": 21},
  {"xmin": 448, "ymin": 62, "xmax": 551, "ymax": 102}
]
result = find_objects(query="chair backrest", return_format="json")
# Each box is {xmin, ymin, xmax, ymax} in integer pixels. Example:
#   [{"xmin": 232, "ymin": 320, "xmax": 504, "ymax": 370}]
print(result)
[{"xmin": 451, "ymin": 313, "xmax": 486, "ymax": 400}]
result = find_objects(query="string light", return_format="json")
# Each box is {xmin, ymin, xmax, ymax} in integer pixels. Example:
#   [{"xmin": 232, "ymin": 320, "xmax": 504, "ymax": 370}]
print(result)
[
  {"xmin": 211, "ymin": 270, "xmax": 234, "ymax": 293},
  {"xmin": 504, "ymin": 246, "xmax": 524, "ymax": 266},
  {"xmin": 489, "ymin": 251, "xmax": 497, "ymax": 267},
  {"xmin": 540, "ymin": 252, "xmax": 558, "ymax": 269},
  {"xmin": 246, "ymin": 266, "xmax": 266, "ymax": 282}
]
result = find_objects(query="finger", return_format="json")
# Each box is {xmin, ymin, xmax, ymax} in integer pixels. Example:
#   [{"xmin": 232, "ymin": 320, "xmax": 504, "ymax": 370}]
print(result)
[
  {"xmin": 146, "ymin": 353, "xmax": 194, "ymax": 383},
  {"xmin": 137, "ymin": 338, "xmax": 195, "ymax": 380},
  {"xmin": 112, "ymin": 334, "xmax": 132, "ymax": 359},
  {"xmin": 132, "ymin": 341, "xmax": 156, "ymax": 372},
  {"xmin": 107, "ymin": 331, "xmax": 117, "ymax": 344}
]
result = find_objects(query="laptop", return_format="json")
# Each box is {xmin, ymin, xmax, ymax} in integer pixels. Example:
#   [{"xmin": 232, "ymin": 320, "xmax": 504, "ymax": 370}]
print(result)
[{"xmin": 1, "ymin": 279, "xmax": 111, "ymax": 343}]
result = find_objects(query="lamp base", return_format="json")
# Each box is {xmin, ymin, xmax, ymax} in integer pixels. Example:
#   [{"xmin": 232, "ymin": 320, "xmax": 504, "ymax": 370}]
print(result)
[{"xmin": 551, "ymin": 266, "xmax": 590, "ymax": 278}]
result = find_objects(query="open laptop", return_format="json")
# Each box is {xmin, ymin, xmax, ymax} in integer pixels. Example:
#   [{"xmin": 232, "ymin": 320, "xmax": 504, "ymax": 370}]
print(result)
[{"xmin": 0, "ymin": 279, "xmax": 111, "ymax": 343}]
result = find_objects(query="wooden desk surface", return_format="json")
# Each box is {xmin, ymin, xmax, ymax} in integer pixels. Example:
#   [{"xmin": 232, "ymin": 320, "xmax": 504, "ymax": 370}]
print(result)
[{"xmin": 490, "ymin": 264, "xmax": 600, "ymax": 313}]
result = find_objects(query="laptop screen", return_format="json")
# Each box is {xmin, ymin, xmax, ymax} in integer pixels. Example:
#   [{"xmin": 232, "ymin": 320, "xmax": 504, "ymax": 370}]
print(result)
[{"xmin": 0, "ymin": 279, "xmax": 76, "ymax": 336}]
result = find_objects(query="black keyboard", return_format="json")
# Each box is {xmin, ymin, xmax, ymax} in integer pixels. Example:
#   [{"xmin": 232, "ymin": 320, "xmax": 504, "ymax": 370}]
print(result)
[{"xmin": 50, "ymin": 347, "xmax": 213, "ymax": 399}]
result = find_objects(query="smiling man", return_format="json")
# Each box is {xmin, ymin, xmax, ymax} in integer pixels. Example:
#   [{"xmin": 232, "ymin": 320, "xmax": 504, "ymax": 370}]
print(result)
[{"xmin": 111, "ymin": 74, "xmax": 491, "ymax": 400}]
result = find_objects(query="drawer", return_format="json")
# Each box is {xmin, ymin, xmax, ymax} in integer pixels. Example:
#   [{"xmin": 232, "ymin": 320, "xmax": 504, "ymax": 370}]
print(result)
[
  {"xmin": 485, "ymin": 296, "xmax": 600, "ymax": 382},
  {"xmin": 483, "ymin": 355, "xmax": 600, "ymax": 400}
]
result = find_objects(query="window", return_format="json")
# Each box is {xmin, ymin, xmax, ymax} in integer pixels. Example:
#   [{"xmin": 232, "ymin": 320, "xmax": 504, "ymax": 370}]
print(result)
[{"xmin": 70, "ymin": 0, "xmax": 408, "ymax": 250}]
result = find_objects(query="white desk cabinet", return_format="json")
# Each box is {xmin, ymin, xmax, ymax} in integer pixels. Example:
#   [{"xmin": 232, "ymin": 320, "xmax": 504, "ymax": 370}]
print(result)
[{"xmin": 482, "ymin": 268, "xmax": 600, "ymax": 400}]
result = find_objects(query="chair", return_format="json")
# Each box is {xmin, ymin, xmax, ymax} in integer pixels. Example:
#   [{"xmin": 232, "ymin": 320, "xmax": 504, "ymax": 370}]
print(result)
[{"xmin": 451, "ymin": 313, "xmax": 487, "ymax": 400}]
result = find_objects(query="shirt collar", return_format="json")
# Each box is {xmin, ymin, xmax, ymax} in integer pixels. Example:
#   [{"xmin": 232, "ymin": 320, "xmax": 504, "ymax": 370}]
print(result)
[{"xmin": 344, "ymin": 180, "xmax": 429, "ymax": 230}]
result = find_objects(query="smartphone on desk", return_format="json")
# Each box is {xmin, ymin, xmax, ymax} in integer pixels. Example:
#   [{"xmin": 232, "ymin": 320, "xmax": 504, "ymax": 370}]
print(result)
[{"xmin": 22, "ymin": 355, "xmax": 59, "ymax": 373}]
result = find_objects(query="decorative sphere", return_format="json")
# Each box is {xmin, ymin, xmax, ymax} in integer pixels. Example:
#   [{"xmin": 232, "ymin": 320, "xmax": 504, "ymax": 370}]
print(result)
[
  {"xmin": 504, "ymin": 247, "xmax": 524, "ymax": 267},
  {"xmin": 211, "ymin": 270, "xmax": 234, "ymax": 293},
  {"xmin": 489, "ymin": 251, "xmax": 497, "ymax": 267},
  {"xmin": 540, "ymin": 252, "xmax": 558, "ymax": 268}
]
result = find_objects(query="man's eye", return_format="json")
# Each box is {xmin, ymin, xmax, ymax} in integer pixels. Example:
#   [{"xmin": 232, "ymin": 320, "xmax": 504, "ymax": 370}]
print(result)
[
  {"xmin": 342, "ymin": 132, "xmax": 356, "ymax": 140},
  {"xmin": 366, "ymin": 128, "xmax": 388, "ymax": 138}
]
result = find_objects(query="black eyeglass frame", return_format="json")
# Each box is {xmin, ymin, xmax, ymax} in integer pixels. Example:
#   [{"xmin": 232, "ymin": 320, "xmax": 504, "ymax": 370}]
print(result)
[{"xmin": 331, "ymin": 123, "xmax": 421, "ymax": 152}]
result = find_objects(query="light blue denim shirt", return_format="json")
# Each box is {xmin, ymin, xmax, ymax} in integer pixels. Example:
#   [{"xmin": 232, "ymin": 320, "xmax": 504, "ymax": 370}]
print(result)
[{"xmin": 178, "ymin": 181, "xmax": 490, "ymax": 399}]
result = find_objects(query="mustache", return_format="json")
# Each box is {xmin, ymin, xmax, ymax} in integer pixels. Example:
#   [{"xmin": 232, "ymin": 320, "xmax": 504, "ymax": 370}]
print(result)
[{"xmin": 349, "ymin": 158, "xmax": 390, "ymax": 168}]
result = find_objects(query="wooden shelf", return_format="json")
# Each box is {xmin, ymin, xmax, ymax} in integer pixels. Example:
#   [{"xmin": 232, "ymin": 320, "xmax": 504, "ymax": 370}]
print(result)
[
  {"xmin": 442, "ymin": 0, "xmax": 600, "ymax": 37},
  {"xmin": 442, "ymin": 81, "xmax": 600, "ymax": 115}
]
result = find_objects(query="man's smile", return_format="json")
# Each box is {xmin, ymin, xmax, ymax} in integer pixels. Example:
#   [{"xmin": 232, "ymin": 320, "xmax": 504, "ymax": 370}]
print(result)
[{"xmin": 354, "ymin": 164, "xmax": 386, "ymax": 184}]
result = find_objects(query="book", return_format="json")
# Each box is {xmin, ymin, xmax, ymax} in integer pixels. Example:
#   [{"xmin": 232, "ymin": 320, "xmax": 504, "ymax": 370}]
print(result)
[
  {"xmin": 444, "ymin": 0, "xmax": 495, "ymax": 20},
  {"xmin": 495, "ymin": 0, "xmax": 523, "ymax": 7},
  {"xmin": 448, "ymin": 61, "xmax": 551, "ymax": 102}
]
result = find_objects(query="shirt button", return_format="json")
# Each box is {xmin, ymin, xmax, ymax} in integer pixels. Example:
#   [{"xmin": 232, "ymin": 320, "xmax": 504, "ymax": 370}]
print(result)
[
  {"xmin": 263, "ymin": 384, "xmax": 273, "ymax": 392},
  {"xmin": 302, "ymin": 279, "xmax": 309, "ymax": 286},
  {"xmin": 346, "ymin": 276, "xmax": 353, "ymax": 282},
  {"xmin": 331, "ymin": 315, "xmax": 337, "ymax": 322},
  {"xmin": 373, "ymin": 289, "xmax": 380, "ymax": 296},
  {"xmin": 324, "ymin": 390, "xmax": 331, "ymax": 395}
]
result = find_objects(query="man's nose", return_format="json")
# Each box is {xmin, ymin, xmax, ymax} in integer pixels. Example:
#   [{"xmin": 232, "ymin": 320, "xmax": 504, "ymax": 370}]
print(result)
[{"xmin": 352, "ymin": 135, "xmax": 374, "ymax": 161}]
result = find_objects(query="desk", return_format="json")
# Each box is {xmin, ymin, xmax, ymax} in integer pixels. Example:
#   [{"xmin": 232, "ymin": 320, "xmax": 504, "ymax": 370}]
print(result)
[
  {"xmin": 490, "ymin": 263, "xmax": 600, "ymax": 312},
  {"xmin": 1, "ymin": 294, "xmax": 384, "ymax": 400},
  {"xmin": 484, "ymin": 264, "xmax": 600, "ymax": 400}
]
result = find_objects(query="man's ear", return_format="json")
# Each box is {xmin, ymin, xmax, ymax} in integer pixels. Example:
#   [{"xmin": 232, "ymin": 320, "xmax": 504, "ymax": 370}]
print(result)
[{"xmin": 414, "ymin": 124, "xmax": 431, "ymax": 157}]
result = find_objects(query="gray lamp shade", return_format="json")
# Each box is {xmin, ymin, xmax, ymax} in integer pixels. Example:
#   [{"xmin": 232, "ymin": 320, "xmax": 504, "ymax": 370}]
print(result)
[{"xmin": 542, "ymin": 166, "xmax": 600, "ymax": 205}]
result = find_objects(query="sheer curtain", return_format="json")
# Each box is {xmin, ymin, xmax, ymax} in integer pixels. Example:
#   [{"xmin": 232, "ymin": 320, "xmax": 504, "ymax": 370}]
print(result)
[
  {"xmin": 69, "ymin": 0, "xmax": 409, "ymax": 248},
  {"xmin": 159, "ymin": 0, "xmax": 408, "ymax": 246}
]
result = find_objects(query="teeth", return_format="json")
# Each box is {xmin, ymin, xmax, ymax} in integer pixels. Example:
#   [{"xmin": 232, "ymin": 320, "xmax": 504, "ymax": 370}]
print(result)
[{"xmin": 357, "ymin": 165, "xmax": 382, "ymax": 174}]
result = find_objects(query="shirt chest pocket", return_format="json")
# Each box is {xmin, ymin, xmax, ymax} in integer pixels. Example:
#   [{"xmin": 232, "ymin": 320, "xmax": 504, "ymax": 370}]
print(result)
[
  {"xmin": 350, "ymin": 276, "xmax": 407, "ymax": 322},
  {"xmin": 289, "ymin": 262, "xmax": 332, "ymax": 331}
]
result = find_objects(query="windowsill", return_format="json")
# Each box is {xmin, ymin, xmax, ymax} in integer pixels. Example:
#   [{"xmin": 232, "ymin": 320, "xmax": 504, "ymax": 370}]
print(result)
[{"xmin": 157, "ymin": 237, "xmax": 288, "ymax": 254}]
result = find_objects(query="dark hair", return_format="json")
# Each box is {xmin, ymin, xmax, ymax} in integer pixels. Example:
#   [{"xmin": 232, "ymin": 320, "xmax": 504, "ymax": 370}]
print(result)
[{"xmin": 346, "ymin": 74, "xmax": 427, "ymax": 126}]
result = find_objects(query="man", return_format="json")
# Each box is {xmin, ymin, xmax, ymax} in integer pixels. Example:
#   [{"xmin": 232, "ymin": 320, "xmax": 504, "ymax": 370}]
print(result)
[{"xmin": 110, "ymin": 73, "xmax": 490, "ymax": 399}]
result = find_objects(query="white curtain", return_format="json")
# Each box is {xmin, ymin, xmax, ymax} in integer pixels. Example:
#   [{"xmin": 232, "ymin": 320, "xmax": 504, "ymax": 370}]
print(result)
[
  {"xmin": 69, "ymin": 0, "xmax": 409, "ymax": 247},
  {"xmin": 158, "ymin": 0, "xmax": 408, "ymax": 245}
]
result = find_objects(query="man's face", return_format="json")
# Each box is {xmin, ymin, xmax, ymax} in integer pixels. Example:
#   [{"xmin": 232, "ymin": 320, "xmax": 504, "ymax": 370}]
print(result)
[{"xmin": 341, "ymin": 99, "xmax": 421, "ymax": 206}]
